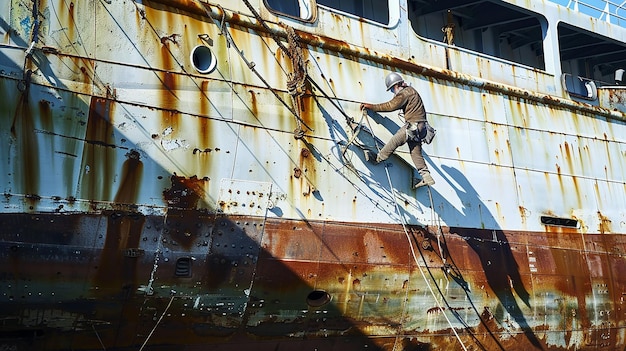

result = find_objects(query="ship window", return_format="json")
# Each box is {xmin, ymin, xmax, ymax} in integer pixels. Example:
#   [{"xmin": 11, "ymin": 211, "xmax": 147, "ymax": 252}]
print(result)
[
  {"xmin": 317, "ymin": 0, "xmax": 391, "ymax": 25},
  {"xmin": 407, "ymin": 0, "xmax": 546, "ymax": 69},
  {"xmin": 557, "ymin": 23, "xmax": 626, "ymax": 90},
  {"xmin": 264, "ymin": 0, "xmax": 315, "ymax": 21},
  {"xmin": 540, "ymin": 216, "xmax": 579, "ymax": 228},
  {"xmin": 190, "ymin": 45, "xmax": 217, "ymax": 74}
]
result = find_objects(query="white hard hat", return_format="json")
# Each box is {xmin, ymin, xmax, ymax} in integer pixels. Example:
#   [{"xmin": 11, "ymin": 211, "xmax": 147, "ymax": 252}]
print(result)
[{"xmin": 385, "ymin": 72, "xmax": 404, "ymax": 91}]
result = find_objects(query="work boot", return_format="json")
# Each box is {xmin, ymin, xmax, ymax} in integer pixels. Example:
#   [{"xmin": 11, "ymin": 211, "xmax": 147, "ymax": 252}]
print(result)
[{"xmin": 413, "ymin": 170, "xmax": 435, "ymax": 189}]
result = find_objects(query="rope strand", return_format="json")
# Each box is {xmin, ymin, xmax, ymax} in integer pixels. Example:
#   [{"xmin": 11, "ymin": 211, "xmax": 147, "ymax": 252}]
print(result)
[
  {"xmin": 139, "ymin": 296, "xmax": 175, "ymax": 351},
  {"xmin": 363, "ymin": 111, "xmax": 469, "ymax": 351}
]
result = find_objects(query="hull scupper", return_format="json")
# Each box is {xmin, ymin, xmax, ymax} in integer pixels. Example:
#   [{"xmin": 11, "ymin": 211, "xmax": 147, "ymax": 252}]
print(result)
[{"xmin": 1, "ymin": 0, "xmax": 626, "ymax": 350}]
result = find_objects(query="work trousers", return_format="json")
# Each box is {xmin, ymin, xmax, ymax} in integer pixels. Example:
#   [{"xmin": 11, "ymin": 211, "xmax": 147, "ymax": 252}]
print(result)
[{"xmin": 376, "ymin": 124, "xmax": 428, "ymax": 171}]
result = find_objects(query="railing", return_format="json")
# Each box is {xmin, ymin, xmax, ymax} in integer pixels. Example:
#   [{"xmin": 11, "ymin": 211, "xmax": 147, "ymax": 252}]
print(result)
[{"xmin": 551, "ymin": 0, "xmax": 626, "ymax": 26}]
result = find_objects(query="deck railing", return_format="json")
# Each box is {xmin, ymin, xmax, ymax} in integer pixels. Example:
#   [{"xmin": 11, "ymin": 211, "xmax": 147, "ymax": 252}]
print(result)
[{"xmin": 556, "ymin": 0, "xmax": 626, "ymax": 27}]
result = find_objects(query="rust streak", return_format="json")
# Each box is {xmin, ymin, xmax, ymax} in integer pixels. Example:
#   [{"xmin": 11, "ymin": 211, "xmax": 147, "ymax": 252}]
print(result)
[
  {"xmin": 12, "ymin": 92, "xmax": 40, "ymax": 201},
  {"xmin": 80, "ymin": 97, "xmax": 116, "ymax": 201},
  {"xmin": 144, "ymin": 0, "xmax": 624, "ymax": 121},
  {"xmin": 92, "ymin": 212, "xmax": 145, "ymax": 296},
  {"xmin": 113, "ymin": 150, "xmax": 144, "ymax": 204}
]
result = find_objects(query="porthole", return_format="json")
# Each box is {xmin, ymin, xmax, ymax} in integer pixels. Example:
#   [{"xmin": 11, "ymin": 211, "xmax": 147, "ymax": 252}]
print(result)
[
  {"xmin": 190, "ymin": 45, "xmax": 217, "ymax": 74},
  {"xmin": 306, "ymin": 290, "xmax": 331, "ymax": 307}
]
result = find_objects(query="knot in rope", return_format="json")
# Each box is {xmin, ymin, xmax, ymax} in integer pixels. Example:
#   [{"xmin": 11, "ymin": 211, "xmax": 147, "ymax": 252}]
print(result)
[{"xmin": 285, "ymin": 26, "xmax": 308, "ymax": 97}]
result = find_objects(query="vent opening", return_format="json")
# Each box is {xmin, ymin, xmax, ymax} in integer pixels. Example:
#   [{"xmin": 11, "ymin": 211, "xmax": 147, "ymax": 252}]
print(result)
[
  {"xmin": 175, "ymin": 257, "xmax": 192, "ymax": 277},
  {"xmin": 540, "ymin": 216, "xmax": 578, "ymax": 228}
]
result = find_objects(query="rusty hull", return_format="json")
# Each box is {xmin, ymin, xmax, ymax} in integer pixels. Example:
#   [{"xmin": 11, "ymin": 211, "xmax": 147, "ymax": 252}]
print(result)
[{"xmin": 2, "ymin": 212, "xmax": 625, "ymax": 350}]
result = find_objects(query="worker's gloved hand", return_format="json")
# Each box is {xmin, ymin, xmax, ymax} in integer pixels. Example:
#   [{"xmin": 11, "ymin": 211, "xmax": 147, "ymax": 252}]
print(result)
[{"xmin": 360, "ymin": 103, "xmax": 372, "ymax": 110}]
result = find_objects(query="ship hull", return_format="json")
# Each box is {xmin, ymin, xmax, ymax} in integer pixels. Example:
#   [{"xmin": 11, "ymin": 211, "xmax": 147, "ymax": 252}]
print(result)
[
  {"xmin": 2, "ymin": 0, "xmax": 626, "ymax": 350},
  {"xmin": 2, "ymin": 211, "xmax": 624, "ymax": 350}
]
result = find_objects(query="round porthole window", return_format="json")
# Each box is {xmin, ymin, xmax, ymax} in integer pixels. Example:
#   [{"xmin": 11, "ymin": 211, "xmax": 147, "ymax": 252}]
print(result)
[{"xmin": 190, "ymin": 45, "xmax": 217, "ymax": 74}]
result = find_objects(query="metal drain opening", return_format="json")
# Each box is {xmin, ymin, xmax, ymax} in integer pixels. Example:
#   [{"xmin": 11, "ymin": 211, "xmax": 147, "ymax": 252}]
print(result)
[{"xmin": 306, "ymin": 290, "xmax": 331, "ymax": 307}]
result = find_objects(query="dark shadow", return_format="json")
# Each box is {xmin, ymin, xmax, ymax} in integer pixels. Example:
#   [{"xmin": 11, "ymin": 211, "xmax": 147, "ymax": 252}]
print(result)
[
  {"xmin": 0, "ymin": 209, "xmax": 407, "ymax": 350},
  {"xmin": 311, "ymin": 94, "xmax": 518, "ymax": 350},
  {"xmin": 421, "ymin": 163, "xmax": 542, "ymax": 349},
  {"xmin": 314, "ymin": 100, "xmax": 419, "ymax": 218}
]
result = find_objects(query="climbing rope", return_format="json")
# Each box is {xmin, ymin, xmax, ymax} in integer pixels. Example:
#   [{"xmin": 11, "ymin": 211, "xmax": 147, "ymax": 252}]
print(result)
[
  {"xmin": 201, "ymin": 3, "xmax": 314, "ymax": 136},
  {"xmin": 362, "ymin": 112, "xmax": 469, "ymax": 351},
  {"xmin": 228, "ymin": 1, "xmax": 310, "ymax": 138},
  {"xmin": 139, "ymin": 295, "xmax": 175, "ymax": 351},
  {"xmin": 284, "ymin": 25, "xmax": 309, "ymax": 138},
  {"xmin": 213, "ymin": 1, "xmax": 363, "ymax": 142},
  {"xmin": 425, "ymin": 186, "xmax": 505, "ymax": 350},
  {"xmin": 361, "ymin": 110, "xmax": 496, "ymax": 349},
  {"xmin": 341, "ymin": 110, "xmax": 366, "ymax": 159},
  {"xmin": 241, "ymin": 0, "xmax": 291, "ymax": 56},
  {"xmin": 200, "ymin": 3, "xmax": 483, "ymax": 348}
]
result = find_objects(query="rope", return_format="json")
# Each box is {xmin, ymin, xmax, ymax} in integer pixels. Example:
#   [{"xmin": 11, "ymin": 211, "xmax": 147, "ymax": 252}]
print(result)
[
  {"xmin": 427, "ymin": 188, "xmax": 446, "ymax": 264},
  {"xmin": 91, "ymin": 324, "xmax": 106, "ymax": 350},
  {"xmin": 362, "ymin": 113, "xmax": 469, "ymax": 351},
  {"xmin": 139, "ymin": 295, "xmax": 175, "ymax": 351},
  {"xmin": 241, "ymin": 0, "xmax": 291, "ymax": 57},
  {"xmin": 341, "ymin": 110, "xmax": 367, "ymax": 159},
  {"xmin": 425, "ymin": 187, "xmax": 505, "ymax": 350},
  {"xmin": 200, "ymin": 3, "xmax": 314, "ymax": 133},
  {"xmin": 201, "ymin": 3, "xmax": 488, "ymax": 348},
  {"xmin": 284, "ymin": 25, "xmax": 308, "ymax": 138}
]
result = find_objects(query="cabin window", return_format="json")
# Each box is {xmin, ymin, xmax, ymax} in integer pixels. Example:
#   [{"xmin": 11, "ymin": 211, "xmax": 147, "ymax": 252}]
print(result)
[
  {"xmin": 407, "ymin": 0, "xmax": 545, "ymax": 69},
  {"xmin": 558, "ymin": 23, "xmax": 626, "ymax": 91},
  {"xmin": 317, "ymin": 0, "xmax": 390, "ymax": 25},
  {"xmin": 264, "ymin": 0, "xmax": 315, "ymax": 21}
]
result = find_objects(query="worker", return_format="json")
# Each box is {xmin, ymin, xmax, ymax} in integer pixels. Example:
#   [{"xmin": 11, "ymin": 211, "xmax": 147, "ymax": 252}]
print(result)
[{"xmin": 360, "ymin": 72, "xmax": 435, "ymax": 189}]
